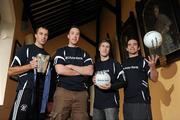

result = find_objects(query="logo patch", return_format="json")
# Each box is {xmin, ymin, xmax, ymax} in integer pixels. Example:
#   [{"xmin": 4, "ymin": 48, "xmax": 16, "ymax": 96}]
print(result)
[{"xmin": 20, "ymin": 104, "xmax": 28, "ymax": 111}]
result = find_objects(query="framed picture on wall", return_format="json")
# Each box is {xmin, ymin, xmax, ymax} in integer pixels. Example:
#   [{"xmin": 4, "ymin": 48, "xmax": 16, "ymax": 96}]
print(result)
[{"xmin": 136, "ymin": 0, "xmax": 180, "ymax": 64}]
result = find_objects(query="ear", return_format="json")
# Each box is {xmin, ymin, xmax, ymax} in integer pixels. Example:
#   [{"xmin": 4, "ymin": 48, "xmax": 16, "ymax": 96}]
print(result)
[
  {"xmin": 67, "ymin": 34, "xmax": 69, "ymax": 39},
  {"xmin": 126, "ymin": 47, "xmax": 128, "ymax": 52},
  {"xmin": 138, "ymin": 46, "xmax": 140, "ymax": 50},
  {"xmin": 35, "ymin": 34, "xmax": 37, "ymax": 39}
]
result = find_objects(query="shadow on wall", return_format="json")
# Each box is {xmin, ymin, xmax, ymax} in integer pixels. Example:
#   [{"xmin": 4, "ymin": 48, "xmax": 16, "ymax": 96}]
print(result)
[
  {"xmin": 150, "ymin": 81, "xmax": 174, "ymax": 120},
  {"xmin": 160, "ymin": 63, "xmax": 177, "ymax": 79},
  {"xmin": 150, "ymin": 63, "xmax": 177, "ymax": 120}
]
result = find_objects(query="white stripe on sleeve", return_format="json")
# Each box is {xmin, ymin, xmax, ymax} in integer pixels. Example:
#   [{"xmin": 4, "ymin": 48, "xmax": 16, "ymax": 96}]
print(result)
[
  {"xmin": 54, "ymin": 56, "xmax": 65, "ymax": 64},
  {"xmin": 11, "ymin": 56, "xmax": 21, "ymax": 67}
]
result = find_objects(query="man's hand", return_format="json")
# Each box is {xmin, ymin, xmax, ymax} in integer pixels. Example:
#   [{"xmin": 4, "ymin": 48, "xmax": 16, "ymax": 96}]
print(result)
[
  {"xmin": 145, "ymin": 55, "xmax": 159, "ymax": 68},
  {"xmin": 97, "ymin": 83, "xmax": 111, "ymax": 90},
  {"xmin": 29, "ymin": 57, "xmax": 38, "ymax": 69},
  {"xmin": 8, "ymin": 57, "xmax": 38, "ymax": 76},
  {"xmin": 146, "ymin": 55, "xmax": 159, "ymax": 82},
  {"xmin": 47, "ymin": 102, "xmax": 53, "ymax": 113},
  {"xmin": 92, "ymin": 76, "xmax": 96, "ymax": 85}
]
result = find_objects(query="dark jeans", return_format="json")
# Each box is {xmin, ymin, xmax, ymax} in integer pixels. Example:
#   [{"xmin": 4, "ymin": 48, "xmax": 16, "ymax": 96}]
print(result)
[
  {"xmin": 93, "ymin": 108, "xmax": 119, "ymax": 120},
  {"xmin": 123, "ymin": 102, "xmax": 152, "ymax": 120}
]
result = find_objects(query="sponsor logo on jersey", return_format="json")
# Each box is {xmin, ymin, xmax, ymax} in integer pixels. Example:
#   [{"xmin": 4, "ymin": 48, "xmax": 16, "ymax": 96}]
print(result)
[
  {"xmin": 123, "ymin": 66, "xmax": 139, "ymax": 70},
  {"xmin": 65, "ymin": 56, "xmax": 83, "ymax": 60}
]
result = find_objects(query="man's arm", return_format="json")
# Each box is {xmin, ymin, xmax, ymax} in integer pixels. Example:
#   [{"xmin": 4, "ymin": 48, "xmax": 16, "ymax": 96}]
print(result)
[
  {"xmin": 150, "ymin": 66, "xmax": 158, "ymax": 82},
  {"xmin": 55, "ymin": 64, "xmax": 80, "ymax": 76},
  {"xmin": 146, "ymin": 55, "xmax": 159, "ymax": 82},
  {"xmin": 8, "ymin": 57, "xmax": 37, "ymax": 76},
  {"xmin": 8, "ymin": 65, "xmax": 32, "ymax": 76},
  {"xmin": 66, "ymin": 64, "xmax": 93, "ymax": 76}
]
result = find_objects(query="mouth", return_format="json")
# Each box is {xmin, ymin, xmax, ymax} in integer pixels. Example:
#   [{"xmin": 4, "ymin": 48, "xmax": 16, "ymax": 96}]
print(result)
[
  {"xmin": 41, "ymin": 39, "xmax": 47, "ymax": 43},
  {"xmin": 72, "ymin": 38, "xmax": 77, "ymax": 40},
  {"xmin": 129, "ymin": 48, "xmax": 135, "ymax": 50}
]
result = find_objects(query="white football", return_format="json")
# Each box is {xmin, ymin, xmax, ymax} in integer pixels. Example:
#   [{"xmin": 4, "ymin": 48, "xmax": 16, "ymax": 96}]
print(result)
[
  {"xmin": 95, "ymin": 71, "xmax": 111, "ymax": 86},
  {"xmin": 143, "ymin": 31, "xmax": 162, "ymax": 48}
]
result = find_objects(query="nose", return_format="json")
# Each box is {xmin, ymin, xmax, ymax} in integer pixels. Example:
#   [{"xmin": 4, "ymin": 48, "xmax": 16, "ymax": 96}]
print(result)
[{"xmin": 43, "ymin": 34, "xmax": 47, "ymax": 38}]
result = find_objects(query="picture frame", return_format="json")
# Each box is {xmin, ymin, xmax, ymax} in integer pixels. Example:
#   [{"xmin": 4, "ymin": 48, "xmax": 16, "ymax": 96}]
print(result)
[{"xmin": 135, "ymin": 0, "xmax": 180, "ymax": 64}]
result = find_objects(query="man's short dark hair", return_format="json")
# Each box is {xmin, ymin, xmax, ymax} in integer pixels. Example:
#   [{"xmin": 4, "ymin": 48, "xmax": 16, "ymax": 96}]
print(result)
[
  {"xmin": 35, "ymin": 26, "xmax": 48, "ymax": 34},
  {"xmin": 70, "ymin": 25, "xmax": 80, "ymax": 30},
  {"xmin": 126, "ymin": 36, "xmax": 140, "ymax": 47},
  {"xmin": 99, "ymin": 38, "xmax": 112, "ymax": 49},
  {"xmin": 95, "ymin": 38, "xmax": 113, "ymax": 60}
]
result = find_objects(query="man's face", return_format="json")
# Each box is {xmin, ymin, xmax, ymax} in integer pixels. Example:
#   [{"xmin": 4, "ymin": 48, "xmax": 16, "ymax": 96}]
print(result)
[
  {"xmin": 126, "ymin": 39, "xmax": 140, "ymax": 55},
  {"xmin": 99, "ymin": 42, "xmax": 110, "ymax": 58},
  {"xmin": 154, "ymin": 7, "xmax": 159, "ymax": 17},
  {"xmin": 35, "ymin": 27, "xmax": 48, "ymax": 46},
  {"xmin": 68, "ymin": 27, "xmax": 80, "ymax": 45}
]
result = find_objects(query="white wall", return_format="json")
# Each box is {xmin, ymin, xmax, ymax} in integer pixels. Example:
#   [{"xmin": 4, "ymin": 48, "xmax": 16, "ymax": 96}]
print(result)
[{"xmin": 0, "ymin": 0, "xmax": 15, "ymax": 105}]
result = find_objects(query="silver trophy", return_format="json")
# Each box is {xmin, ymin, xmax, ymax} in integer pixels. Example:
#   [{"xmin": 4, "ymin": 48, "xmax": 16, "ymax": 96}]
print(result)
[{"xmin": 36, "ymin": 53, "xmax": 50, "ymax": 73}]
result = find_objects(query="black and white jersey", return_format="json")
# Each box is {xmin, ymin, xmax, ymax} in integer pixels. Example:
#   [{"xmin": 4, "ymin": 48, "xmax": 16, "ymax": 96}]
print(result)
[
  {"xmin": 54, "ymin": 46, "xmax": 93, "ymax": 91},
  {"xmin": 11, "ymin": 44, "xmax": 50, "ymax": 90},
  {"xmin": 10, "ymin": 44, "xmax": 51, "ymax": 114},
  {"xmin": 94, "ymin": 58, "xmax": 126, "ymax": 109},
  {"xmin": 122, "ymin": 55, "xmax": 151, "ymax": 104}
]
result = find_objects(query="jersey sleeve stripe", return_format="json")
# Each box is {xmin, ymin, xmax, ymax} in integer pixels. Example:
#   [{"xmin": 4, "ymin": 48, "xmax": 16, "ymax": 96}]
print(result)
[
  {"xmin": 83, "ymin": 53, "xmax": 86, "ymax": 58},
  {"xmin": 54, "ymin": 56, "xmax": 65, "ymax": 64},
  {"xmin": 113, "ymin": 62, "xmax": 115, "ymax": 74},
  {"xmin": 147, "ymin": 70, "xmax": 150, "ymax": 76},
  {"xmin": 142, "ymin": 82, "xmax": 148, "ymax": 87},
  {"xmin": 142, "ymin": 80, "xmax": 148, "ymax": 85},
  {"xmin": 26, "ymin": 48, "xmax": 29, "ymax": 58},
  {"xmin": 11, "ymin": 56, "xmax": 21, "ymax": 66},
  {"xmin": 63, "ymin": 50, "xmax": 66, "ymax": 57},
  {"xmin": 143, "ymin": 59, "xmax": 146, "ymax": 68},
  {"xmin": 19, "ymin": 73, "xmax": 27, "ymax": 77},
  {"xmin": 84, "ymin": 58, "xmax": 93, "ymax": 63},
  {"xmin": 117, "ymin": 70, "xmax": 124, "ymax": 79}
]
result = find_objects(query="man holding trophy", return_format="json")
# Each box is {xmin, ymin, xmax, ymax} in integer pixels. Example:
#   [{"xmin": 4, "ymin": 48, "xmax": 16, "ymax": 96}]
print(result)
[{"xmin": 8, "ymin": 26, "xmax": 51, "ymax": 120}]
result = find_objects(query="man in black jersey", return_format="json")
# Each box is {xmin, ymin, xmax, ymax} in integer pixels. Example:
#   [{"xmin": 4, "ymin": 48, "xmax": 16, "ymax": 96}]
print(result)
[
  {"xmin": 50, "ymin": 26, "xmax": 93, "ymax": 120},
  {"xmin": 8, "ymin": 26, "xmax": 51, "ymax": 120},
  {"xmin": 92, "ymin": 39, "xmax": 126, "ymax": 120},
  {"xmin": 122, "ymin": 38, "xmax": 159, "ymax": 120}
]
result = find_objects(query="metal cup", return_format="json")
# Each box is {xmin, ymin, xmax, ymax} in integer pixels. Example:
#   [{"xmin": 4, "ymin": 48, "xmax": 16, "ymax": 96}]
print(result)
[{"xmin": 36, "ymin": 53, "xmax": 50, "ymax": 73}]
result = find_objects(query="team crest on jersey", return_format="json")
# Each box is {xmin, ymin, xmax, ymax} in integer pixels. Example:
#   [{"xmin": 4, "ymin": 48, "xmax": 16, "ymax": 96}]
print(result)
[{"xmin": 20, "ymin": 104, "xmax": 28, "ymax": 111}]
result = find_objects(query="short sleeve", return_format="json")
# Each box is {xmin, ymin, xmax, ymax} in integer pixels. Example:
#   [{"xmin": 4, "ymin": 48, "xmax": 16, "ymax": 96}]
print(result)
[
  {"xmin": 110, "ymin": 61, "xmax": 127, "ymax": 90},
  {"xmin": 143, "ymin": 59, "xmax": 150, "ymax": 78},
  {"xmin": 83, "ymin": 51, "xmax": 93, "ymax": 66},
  {"xmin": 115, "ymin": 62, "xmax": 126, "ymax": 82},
  {"xmin": 10, "ymin": 46, "xmax": 27, "ymax": 67},
  {"xmin": 54, "ymin": 48, "xmax": 65, "ymax": 65}
]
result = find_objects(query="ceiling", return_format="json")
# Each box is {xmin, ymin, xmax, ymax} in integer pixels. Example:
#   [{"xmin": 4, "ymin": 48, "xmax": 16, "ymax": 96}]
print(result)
[{"xmin": 22, "ymin": 0, "xmax": 104, "ymax": 40}]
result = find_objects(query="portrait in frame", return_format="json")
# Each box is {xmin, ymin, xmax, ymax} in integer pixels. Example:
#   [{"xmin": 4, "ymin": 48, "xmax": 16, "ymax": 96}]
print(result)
[{"xmin": 136, "ymin": 0, "xmax": 180, "ymax": 64}]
